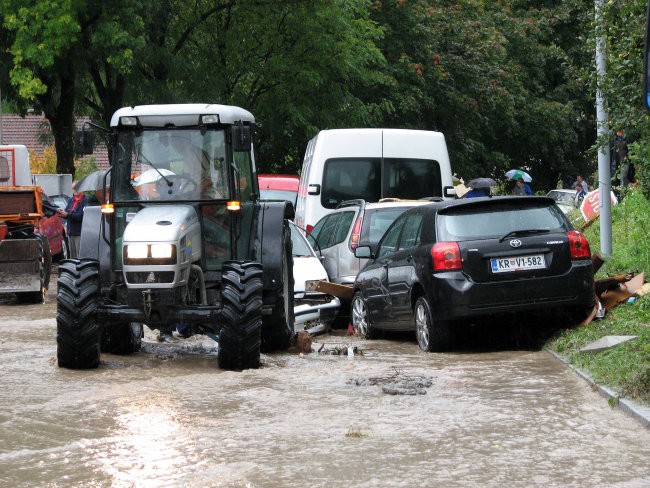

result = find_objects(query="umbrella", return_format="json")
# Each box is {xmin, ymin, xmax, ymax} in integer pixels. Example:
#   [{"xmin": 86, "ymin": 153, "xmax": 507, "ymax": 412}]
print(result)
[
  {"xmin": 467, "ymin": 177, "xmax": 496, "ymax": 188},
  {"xmin": 505, "ymin": 169, "xmax": 532, "ymax": 183},
  {"xmin": 76, "ymin": 169, "xmax": 110, "ymax": 192},
  {"xmin": 132, "ymin": 168, "xmax": 175, "ymax": 186}
]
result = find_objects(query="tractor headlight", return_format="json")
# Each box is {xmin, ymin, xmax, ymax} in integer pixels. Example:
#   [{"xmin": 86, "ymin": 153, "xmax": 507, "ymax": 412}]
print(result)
[
  {"xmin": 126, "ymin": 244, "xmax": 148, "ymax": 259},
  {"xmin": 123, "ymin": 243, "xmax": 177, "ymax": 265},
  {"xmin": 151, "ymin": 243, "xmax": 173, "ymax": 259}
]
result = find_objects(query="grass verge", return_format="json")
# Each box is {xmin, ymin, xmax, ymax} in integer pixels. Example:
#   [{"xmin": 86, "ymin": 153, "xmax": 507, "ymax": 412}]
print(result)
[{"xmin": 547, "ymin": 188, "xmax": 650, "ymax": 406}]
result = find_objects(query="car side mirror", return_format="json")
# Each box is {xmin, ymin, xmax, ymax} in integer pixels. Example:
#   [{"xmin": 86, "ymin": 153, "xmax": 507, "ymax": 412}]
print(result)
[
  {"xmin": 443, "ymin": 185, "xmax": 456, "ymax": 198},
  {"xmin": 355, "ymin": 246, "xmax": 372, "ymax": 259}
]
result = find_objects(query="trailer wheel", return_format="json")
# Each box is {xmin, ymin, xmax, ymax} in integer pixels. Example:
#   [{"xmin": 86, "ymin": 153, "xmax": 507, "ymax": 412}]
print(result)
[
  {"xmin": 101, "ymin": 322, "xmax": 143, "ymax": 355},
  {"xmin": 56, "ymin": 259, "xmax": 101, "ymax": 369},
  {"xmin": 218, "ymin": 261, "xmax": 263, "ymax": 370},
  {"xmin": 16, "ymin": 233, "xmax": 51, "ymax": 304},
  {"xmin": 261, "ymin": 221, "xmax": 295, "ymax": 352}
]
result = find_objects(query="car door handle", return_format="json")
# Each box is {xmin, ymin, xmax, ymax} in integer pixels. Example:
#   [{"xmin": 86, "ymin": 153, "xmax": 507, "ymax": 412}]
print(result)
[{"xmin": 406, "ymin": 254, "xmax": 413, "ymax": 262}]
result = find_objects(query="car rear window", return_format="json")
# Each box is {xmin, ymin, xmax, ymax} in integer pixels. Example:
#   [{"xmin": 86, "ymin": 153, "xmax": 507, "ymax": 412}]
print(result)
[
  {"xmin": 361, "ymin": 206, "xmax": 416, "ymax": 246},
  {"xmin": 437, "ymin": 201, "xmax": 569, "ymax": 241}
]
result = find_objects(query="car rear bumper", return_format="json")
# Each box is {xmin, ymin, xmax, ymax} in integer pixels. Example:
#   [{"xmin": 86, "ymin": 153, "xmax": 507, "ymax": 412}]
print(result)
[
  {"xmin": 294, "ymin": 294, "xmax": 341, "ymax": 331},
  {"xmin": 429, "ymin": 259, "xmax": 594, "ymax": 320}
]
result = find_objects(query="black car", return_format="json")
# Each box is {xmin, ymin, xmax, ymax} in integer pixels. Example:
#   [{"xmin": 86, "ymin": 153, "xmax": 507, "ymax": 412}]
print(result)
[{"xmin": 351, "ymin": 196, "xmax": 594, "ymax": 352}]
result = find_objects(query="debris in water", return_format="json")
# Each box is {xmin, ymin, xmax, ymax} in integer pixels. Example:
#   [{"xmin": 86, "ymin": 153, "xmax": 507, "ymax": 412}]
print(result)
[{"xmin": 349, "ymin": 368, "xmax": 433, "ymax": 395}]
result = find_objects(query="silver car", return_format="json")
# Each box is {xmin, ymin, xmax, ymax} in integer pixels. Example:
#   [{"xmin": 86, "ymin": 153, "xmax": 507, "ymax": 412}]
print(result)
[{"xmin": 306, "ymin": 199, "xmax": 430, "ymax": 285}]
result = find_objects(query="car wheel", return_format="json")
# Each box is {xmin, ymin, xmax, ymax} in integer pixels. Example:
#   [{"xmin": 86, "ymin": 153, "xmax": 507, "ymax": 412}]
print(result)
[
  {"xmin": 352, "ymin": 292, "xmax": 377, "ymax": 339},
  {"xmin": 414, "ymin": 296, "xmax": 450, "ymax": 352}
]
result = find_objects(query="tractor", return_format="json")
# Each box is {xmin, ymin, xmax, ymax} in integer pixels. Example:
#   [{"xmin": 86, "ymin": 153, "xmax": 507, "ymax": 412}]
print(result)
[{"xmin": 56, "ymin": 104, "xmax": 294, "ymax": 370}]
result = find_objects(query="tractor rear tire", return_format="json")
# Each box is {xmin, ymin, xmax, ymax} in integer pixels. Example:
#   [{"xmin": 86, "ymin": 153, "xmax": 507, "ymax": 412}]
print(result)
[
  {"xmin": 101, "ymin": 322, "xmax": 143, "ymax": 355},
  {"xmin": 218, "ymin": 261, "xmax": 263, "ymax": 370},
  {"xmin": 56, "ymin": 259, "xmax": 101, "ymax": 369},
  {"xmin": 261, "ymin": 221, "xmax": 295, "ymax": 352}
]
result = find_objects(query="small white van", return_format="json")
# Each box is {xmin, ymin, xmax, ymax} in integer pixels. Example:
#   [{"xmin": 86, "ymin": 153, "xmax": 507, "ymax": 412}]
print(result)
[{"xmin": 294, "ymin": 128, "xmax": 455, "ymax": 231}]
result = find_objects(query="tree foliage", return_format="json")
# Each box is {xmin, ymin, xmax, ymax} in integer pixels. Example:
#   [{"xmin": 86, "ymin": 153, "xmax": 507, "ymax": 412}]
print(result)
[
  {"xmin": 2, "ymin": 0, "xmax": 646, "ymax": 196},
  {"xmin": 598, "ymin": 0, "xmax": 650, "ymax": 198}
]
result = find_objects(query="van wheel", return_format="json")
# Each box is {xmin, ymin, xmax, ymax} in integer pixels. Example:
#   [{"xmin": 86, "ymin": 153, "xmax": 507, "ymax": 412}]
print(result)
[
  {"xmin": 352, "ymin": 292, "xmax": 377, "ymax": 339},
  {"xmin": 414, "ymin": 296, "xmax": 449, "ymax": 352},
  {"xmin": 261, "ymin": 221, "xmax": 295, "ymax": 351},
  {"xmin": 218, "ymin": 261, "xmax": 263, "ymax": 370}
]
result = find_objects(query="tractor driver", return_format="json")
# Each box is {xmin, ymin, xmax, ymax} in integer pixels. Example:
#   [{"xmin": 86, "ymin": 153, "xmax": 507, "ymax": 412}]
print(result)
[{"xmin": 170, "ymin": 135, "xmax": 224, "ymax": 199}]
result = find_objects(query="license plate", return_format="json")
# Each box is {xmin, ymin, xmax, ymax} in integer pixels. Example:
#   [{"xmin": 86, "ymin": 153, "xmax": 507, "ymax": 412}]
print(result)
[{"xmin": 490, "ymin": 254, "xmax": 545, "ymax": 273}]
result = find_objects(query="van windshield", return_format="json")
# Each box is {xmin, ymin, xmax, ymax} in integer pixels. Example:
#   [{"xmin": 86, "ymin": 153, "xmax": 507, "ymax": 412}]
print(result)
[{"xmin": 321, "ymin": 157, "xmax": 442, "ymax": 209}]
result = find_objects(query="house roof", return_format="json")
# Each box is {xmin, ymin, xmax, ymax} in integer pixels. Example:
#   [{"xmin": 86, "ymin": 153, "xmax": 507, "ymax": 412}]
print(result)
[{"xmin": 0, "ymin": 113, "xmax": 110, "ymax": 169}]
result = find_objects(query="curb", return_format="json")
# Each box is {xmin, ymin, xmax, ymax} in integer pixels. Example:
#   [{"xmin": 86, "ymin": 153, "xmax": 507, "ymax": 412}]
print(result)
[{"xmin": 547, "ymin": 349, "xmax": 650, "ymax": 430}]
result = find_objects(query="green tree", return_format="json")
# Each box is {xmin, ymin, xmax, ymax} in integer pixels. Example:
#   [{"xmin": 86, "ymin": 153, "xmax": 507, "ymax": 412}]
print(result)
[
  {"xmin": 598, "ymin": 0, "xmax": 650, "ymax": 198},
  {"xmin": 369, "ymin": 0, "xmax": 595, "ymax": 191},
  {"xmin": 2, "ymin": 0, "xmax": 80, "ymax": 173}
]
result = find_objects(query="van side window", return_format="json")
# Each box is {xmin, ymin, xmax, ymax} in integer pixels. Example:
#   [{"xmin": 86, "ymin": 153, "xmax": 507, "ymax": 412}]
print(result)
[
  {"xmin": 384, "ymin": 158, "xmax": 441, "ymax": 199},
  {"xmin": 332, "ymin": 211, "xmax": 355, "ymax": 245},
  {"xmin": 321, "ymin": 158, "xmax": 381, "ymax": 209},
  {"xmin": 309, "ymin": 213, "xmax": 340, "ymax": 249}
]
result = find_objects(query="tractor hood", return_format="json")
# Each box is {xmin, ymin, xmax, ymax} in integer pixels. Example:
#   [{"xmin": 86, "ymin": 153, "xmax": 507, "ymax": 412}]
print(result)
[{"xmin": 123, "ymin": 205, "xmax": 199, "ymax": 242}]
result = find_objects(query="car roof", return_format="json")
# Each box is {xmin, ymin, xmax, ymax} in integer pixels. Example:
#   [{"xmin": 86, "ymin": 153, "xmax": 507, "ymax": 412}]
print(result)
[
  {"xmin": 334, "ymin": 198, "xmax": 433, "ymax": 211},
  {"xmin": 547, "ymin": 189, "xmax": 575, "ymax": 194},
  {"xmin": 258, "ymin": 174, "xmax": 300, "ymax": 191},
  {"xmin": 414, "ymin": 195, "xmax": 557, "ymax": 213}
]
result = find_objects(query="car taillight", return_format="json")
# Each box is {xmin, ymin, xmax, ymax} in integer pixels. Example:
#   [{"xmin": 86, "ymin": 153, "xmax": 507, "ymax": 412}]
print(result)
[
  {"xmin": 432, "ymin": 242, "xmax": 462, "ymax": 271},
  {"xmin": 349, "ymin": 216, "xmax": 363, "ymax": 252},
  {"xmin": 0, "ymin": 224, "xmax": 7, "ymax": 241},
  {"xmin": 568, "ymin": 230, "xmax": 590, "ymax": 259},
  {"xmin": 305, "ymin": 224, "xmax": 314, "ymax": 234}
]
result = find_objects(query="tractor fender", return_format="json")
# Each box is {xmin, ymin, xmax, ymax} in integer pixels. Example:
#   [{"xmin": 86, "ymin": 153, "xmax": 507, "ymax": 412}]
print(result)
[
  {"xmin": 79, "ymin": 206, "xmax": 111, "ymax": 285},
  {"xmin": 255, "ymin": 200, "xmax": 293, "ymax": 296}
]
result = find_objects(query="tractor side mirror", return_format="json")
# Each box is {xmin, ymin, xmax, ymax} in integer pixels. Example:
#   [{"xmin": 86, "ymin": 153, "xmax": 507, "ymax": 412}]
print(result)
[{"xmin": 232, "ymin": 125, "xmax": 251, "ymax": 152}]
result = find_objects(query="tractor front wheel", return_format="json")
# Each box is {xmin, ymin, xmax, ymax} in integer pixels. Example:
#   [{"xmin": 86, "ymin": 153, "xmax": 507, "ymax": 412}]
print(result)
[
  {"xmin": 56, "ymin": 259, "xmax": 101, "ymax": 369},
  {"xmin": 218, "ymin": 261, "xmax": 263, "ymax": 370}
]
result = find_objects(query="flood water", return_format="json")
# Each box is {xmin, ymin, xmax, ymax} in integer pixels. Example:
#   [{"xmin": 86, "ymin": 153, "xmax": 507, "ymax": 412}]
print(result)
[{"xmin": 1, "ymin": 284, "xmax": 649, "ymax": 487}]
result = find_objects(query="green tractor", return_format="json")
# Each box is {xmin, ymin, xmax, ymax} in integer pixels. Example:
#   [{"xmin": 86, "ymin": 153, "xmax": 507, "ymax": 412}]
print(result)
[{"xmin": 57, "ymin": 104, "xmax": 294, "ymax": 370}]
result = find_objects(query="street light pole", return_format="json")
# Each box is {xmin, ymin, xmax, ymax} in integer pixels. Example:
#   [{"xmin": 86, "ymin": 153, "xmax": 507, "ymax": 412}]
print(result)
[{"xmin": 595, "ymin": 0, "xmax": 612, "ymax": 257}]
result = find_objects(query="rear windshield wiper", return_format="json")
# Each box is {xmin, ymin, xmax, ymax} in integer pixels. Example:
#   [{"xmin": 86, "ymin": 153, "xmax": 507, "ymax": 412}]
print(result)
[{"xmin": 499, "ymin": 228, "xmax": 550, "ymax": 242}]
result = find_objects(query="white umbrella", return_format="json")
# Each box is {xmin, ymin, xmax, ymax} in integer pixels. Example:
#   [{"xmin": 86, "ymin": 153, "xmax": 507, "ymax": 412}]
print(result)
[
  {"xmin": 505, "ymin": 169, "xmax": 532, "ymax": 183},
  {"xmin": 132, "ymin": 168, "xmax": 175, "ymax": 186},
  {"xmin": 76, "ymin": 169, "xmax": 110, "ymax": 192}
]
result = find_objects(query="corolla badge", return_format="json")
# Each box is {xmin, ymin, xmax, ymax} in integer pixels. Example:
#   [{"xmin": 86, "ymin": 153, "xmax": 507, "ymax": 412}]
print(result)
[{"xmin": 509, "ymin": 239, "xmax": 522, "ymax": 248}]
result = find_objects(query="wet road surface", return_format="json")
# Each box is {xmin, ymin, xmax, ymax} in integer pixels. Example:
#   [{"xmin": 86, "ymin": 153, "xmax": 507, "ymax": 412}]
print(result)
[{"xmin": 1, "ymin": 285, "xmax": 649, "ymax": 487}]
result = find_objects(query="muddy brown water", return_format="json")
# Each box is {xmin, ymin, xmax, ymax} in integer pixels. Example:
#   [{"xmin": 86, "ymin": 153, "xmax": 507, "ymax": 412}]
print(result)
[{"xmin": 1, "ymin": 283, "xmax": 649, "ymax": 487}]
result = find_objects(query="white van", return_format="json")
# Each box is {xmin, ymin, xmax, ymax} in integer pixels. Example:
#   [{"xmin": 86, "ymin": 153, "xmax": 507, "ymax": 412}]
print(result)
[{"xmin": 294, "ymin": 128, "xmax": 455, "ymax": 231}]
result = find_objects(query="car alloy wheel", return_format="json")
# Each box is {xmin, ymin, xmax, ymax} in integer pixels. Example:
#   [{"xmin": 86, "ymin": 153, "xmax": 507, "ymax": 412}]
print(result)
[
  {"xmin": 351, "ymin": 292, "xmax": 370, "ymax": 337},
  {"xmin": 415, "ymin": 299, "xmax": 431, "ymax": 351}
]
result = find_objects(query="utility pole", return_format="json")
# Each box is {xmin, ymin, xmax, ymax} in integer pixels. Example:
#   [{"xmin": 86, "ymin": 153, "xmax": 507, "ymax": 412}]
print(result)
[
  {"xmin": 595, "ymin": 0, "xmax": 612, "ymax": 257},
  {"xmin": 0, "ymin": 86, "xmax": 3, "ymax": 144}
]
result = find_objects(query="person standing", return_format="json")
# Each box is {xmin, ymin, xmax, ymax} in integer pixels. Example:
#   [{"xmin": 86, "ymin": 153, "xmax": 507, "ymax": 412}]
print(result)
[
  {"xmin": 513, "ymin": 178, "xmax": 532, "ymax": 196},
  {"xmin": 572, "ymin": 175, "xmax": 589, "ymax": 193},
  {"xmin": 57, "ymin": 182, "xmax": 88, "ymax": 258}
]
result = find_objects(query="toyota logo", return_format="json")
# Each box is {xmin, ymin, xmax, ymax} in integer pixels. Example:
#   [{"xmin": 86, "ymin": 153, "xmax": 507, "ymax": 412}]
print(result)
[{"xmin": 509, "ymin": 239, "xmax": 522, "ymax": 248}]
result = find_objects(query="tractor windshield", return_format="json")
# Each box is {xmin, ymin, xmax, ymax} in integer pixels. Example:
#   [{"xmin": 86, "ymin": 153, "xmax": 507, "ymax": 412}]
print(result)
[{"xmin": 112, "ymin": 129, "xmax": 229, "ymax": 202}]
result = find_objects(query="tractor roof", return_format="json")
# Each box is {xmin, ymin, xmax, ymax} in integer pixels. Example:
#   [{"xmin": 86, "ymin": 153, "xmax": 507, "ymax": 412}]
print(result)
[{"xmin": 110, "ymin": 104, "xmax": 255, "ymax": 127}]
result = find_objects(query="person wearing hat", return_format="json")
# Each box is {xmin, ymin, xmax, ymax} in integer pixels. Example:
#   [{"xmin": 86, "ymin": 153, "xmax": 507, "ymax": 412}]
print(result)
[{"xmin": 513, "ymin": 177, "xmax": 532, "ymax": 196}]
